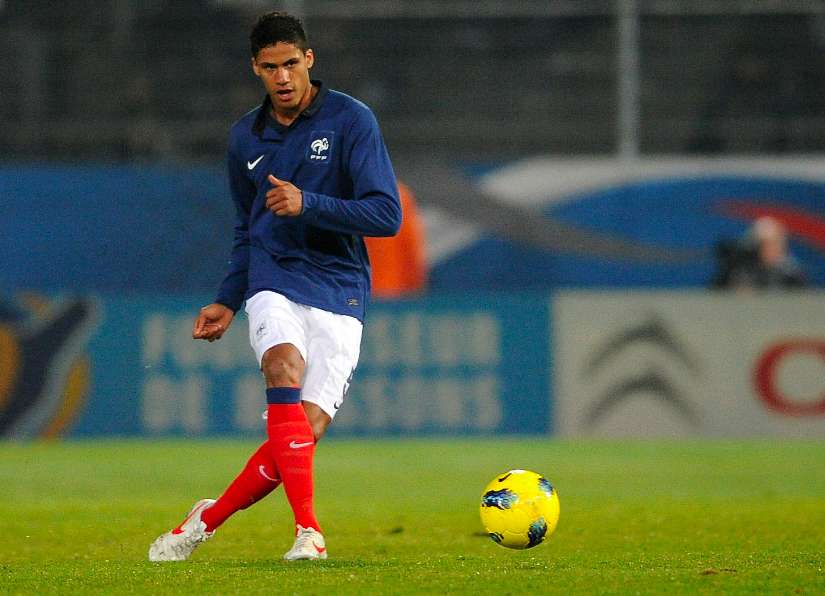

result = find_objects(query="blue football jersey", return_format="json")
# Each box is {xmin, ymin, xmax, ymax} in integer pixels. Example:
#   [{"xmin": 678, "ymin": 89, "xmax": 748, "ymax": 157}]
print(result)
[{"xmin": 215, "ymin": 82, "xmax": 401, "ymax": 321}]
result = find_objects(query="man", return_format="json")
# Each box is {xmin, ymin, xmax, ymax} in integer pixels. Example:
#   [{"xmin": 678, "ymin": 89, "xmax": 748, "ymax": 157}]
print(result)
[
  {"xmin": 148, "ymin": 11, "xmax": 401, "ymax": 562},
  {"xmin": 712, "ymin": 216, "xmax": 807, "ymax": 290}
]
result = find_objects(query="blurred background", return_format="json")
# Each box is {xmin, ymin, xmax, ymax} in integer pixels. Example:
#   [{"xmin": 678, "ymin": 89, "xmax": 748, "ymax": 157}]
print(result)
[{"xmin": 2, "ymin": 0, "xmax": 824, "ymax": 440}]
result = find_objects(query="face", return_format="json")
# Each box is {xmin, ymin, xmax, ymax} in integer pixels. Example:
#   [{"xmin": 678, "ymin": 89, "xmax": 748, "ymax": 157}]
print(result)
[
  {"xmin": 759, "ymin": 229, "xmax": 787, "ymax": 266},
  {"xmin": 754, "ymin": 218, "xmax": 787, "ymax": 266},
  {"xmin": 252, "ymin": 42, "xmax": 315, "ymax": 115}
]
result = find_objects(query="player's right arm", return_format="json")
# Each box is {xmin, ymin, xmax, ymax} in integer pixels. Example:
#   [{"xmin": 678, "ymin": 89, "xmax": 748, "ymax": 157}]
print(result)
[{"xmin": 194, "ymin": 138, "xmax": 255, "ymax": 342}]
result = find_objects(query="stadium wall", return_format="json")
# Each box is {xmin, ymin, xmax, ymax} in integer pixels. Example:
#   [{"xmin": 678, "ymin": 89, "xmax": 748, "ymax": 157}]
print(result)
[
  {"xmin": 422, "ymin": 156, "xmax": 825, "ymax": 290},
  {"xmin": 4, "ymin": 158, "xmax": 825, "ymax": 295},
  {"xmin": 1, "ymin": 291, "xmax": 823, "ymax": 439},
  {"xmin": 2, "ymin": 160, "xmax": 824, "ymax": 439},
  {"xmin": 554, "ymin": 291, "xmax": 825, "ymax": 438},
  {"xmin": 0, "ymin": 293, "xmax": 550, "ymax": 438}
]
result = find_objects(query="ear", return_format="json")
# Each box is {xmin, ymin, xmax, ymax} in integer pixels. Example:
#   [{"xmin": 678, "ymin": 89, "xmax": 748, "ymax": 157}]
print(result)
[
  {"xmin": 305, "ymin": 49, "xmax": 315, "ymax": 69},
  {"xmin": 251, "ymin": 56, "xmax": 260, "ymax": 77}
]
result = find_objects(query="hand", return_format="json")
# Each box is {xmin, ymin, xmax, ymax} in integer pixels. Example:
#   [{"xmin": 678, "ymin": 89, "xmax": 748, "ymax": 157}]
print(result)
[
  {"xmin": 192, "ymin": 303, "xmax": 234, "ymax": 342},
  {"xmin": 265, "ymin": 174, "xmax": 303, "ymax": 216}
]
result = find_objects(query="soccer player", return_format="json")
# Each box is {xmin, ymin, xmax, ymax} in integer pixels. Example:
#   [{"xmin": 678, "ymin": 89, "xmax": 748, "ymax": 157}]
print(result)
[{"xmin": 148, "ymin": 11, "xmax": 401, "ymax": 562}]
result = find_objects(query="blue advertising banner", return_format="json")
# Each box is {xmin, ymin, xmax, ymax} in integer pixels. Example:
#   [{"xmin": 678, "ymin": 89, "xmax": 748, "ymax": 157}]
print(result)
[
  {"xmin": 0, "ymin": 293, "xmax": 551, "ymax": 438},
  {"xmin": 6, "ymin": 160, "xmax": 824, "ymax": 298},
  {"xmin": 434, "ymin": 164, "xmax": 825, "ymax": 290}
]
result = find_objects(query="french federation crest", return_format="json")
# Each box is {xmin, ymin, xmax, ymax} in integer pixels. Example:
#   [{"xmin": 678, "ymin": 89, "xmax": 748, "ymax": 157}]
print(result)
[{"xmin": 307, "ymin": 130, "xmax": 334, "ymax": 164}]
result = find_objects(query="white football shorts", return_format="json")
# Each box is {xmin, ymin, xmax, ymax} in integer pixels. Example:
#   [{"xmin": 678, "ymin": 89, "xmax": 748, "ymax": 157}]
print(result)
[{"xmin": 244, "ymin": 290, "xmax": 363, "ymax": 419}]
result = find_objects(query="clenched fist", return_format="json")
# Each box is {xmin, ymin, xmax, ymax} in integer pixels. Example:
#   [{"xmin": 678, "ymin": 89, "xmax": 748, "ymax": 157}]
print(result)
[{"xmin": 266, "ymin": 174, "xmax": 303, "ymax": 216}]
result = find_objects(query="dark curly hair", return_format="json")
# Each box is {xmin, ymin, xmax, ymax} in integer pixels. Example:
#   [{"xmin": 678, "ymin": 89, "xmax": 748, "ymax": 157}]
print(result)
[{"xmin": 250, "ymin": 12, "xmax": 308, "ymax": 56}]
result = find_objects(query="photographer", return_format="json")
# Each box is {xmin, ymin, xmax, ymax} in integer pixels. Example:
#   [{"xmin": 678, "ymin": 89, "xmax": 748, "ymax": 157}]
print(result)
[{"xmin": 712, "ymin": 216, "xmax": 808, "ymax": 290}]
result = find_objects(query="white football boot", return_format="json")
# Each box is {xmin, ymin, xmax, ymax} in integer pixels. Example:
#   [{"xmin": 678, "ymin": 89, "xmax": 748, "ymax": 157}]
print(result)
[
  {"xmin": 148, "ymin": 498, "xmax": 216, "ymax": 562},
  {"xmin": 283, "ymin": 525, "xmax": 328, "ymax": 561}
]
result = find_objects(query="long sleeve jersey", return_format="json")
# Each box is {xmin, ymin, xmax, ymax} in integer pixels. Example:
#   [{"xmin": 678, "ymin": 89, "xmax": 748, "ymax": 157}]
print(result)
[{"xmin": 215, "ymin": 82, "xmax": 401, "ymax": 322}]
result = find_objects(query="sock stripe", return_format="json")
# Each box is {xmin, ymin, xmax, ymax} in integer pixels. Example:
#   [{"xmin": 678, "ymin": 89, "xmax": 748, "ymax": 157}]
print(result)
[{"xmin": 266, "ymin": 386, "xmax": 301, "ymax": 404}]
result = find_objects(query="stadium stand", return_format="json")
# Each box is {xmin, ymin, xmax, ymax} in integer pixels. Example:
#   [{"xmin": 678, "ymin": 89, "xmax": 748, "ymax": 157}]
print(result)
[{"xmin": 2, "ymin": 3, "xmax": 823, "ymax": 161}]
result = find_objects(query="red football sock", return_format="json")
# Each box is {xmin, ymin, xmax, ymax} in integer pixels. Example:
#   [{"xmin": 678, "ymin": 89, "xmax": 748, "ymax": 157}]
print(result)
[
  {"xmin": 266, "ymin": 387, "xmax": 321, "ymax": 533},
  {"xmin": 200, "ymin": 441, "xmax": 281, "ymax": 532}
]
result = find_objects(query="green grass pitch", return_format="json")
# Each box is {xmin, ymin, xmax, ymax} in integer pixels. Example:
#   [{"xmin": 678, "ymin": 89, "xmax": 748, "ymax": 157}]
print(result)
[{"xmin": 1, "ymin": 438, "xmax": 824, "ymax": 594}]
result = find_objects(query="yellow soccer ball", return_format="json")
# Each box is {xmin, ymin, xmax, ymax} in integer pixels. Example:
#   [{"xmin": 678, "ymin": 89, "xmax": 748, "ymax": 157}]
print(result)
[{"xmin": 479, "ymin": 469, "xmax": 560, "ymax": 549}]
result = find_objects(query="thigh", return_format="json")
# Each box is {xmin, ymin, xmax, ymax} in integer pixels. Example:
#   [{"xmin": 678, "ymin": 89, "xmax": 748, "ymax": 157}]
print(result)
[
  {"xmin": 244, "ymin": 291, "xmax": 308, "ymax": 367},
  {"xmin": 300, "ymin": 307, "xmax": 363, "ymax": 420}
]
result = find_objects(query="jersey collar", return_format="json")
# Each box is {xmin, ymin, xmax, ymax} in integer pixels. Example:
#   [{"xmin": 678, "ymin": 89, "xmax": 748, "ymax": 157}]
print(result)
[{"xmin": 253, "ymin": 80, "xmax": 327, "ymax": 139}]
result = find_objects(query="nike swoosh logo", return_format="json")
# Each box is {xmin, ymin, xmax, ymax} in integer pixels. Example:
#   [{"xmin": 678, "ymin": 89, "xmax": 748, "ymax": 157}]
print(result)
[
  {"xmin": 171, "ymin": 501, "xmax": 209, "ymax": 535},
  {"xmin": 313, "ymin": 542, "xmax": 326, "ymax": 554},
  {"xmin": 289, "ymin": 440, "xmax": 314, "ymax": 449},
  {"xmin": 247, "ymin": 155, "xmax": 265, "ymax": 170},
  {"xmin": 258, "ymin": 465, "xmax": 279, "ymax": 482}
]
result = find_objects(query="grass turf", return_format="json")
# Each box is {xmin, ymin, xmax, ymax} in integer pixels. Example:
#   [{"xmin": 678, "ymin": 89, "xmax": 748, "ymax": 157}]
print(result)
[{"xmin": 1, "ymin": 438, "xmax": 823, "ymax": 594}]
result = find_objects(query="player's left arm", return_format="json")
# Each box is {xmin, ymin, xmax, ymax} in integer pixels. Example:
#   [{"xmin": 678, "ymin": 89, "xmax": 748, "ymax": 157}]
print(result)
[{"xmin": 264, "ymin": 109, "xmax": 402, "ymax": 237}]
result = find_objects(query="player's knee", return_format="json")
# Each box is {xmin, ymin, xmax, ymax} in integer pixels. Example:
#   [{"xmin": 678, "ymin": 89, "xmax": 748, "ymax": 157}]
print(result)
[
  {"xmin": 262, "ymin": 359, "xmax": 302, "ymax": 386},
  {"xmin": 261, "ymin": 344, "xmax": 304, "ymax": 387}
]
